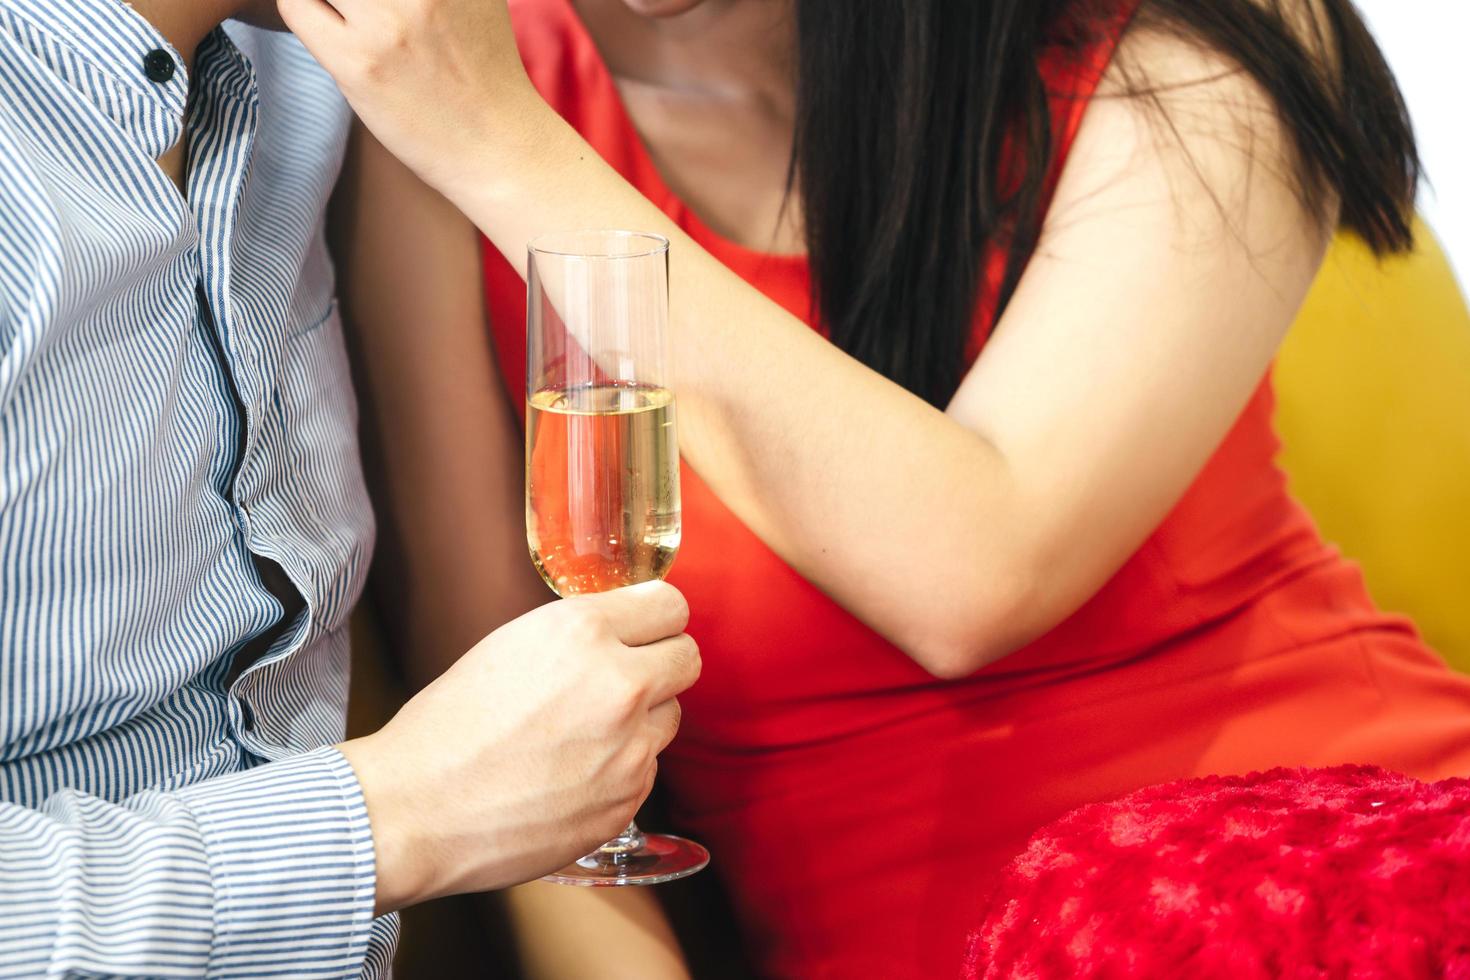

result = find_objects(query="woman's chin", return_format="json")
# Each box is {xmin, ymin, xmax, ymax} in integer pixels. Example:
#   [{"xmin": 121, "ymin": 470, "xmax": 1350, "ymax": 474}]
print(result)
[{"xmin": 619, "ymin": 0, "xmax": 712, "ymax": 18}]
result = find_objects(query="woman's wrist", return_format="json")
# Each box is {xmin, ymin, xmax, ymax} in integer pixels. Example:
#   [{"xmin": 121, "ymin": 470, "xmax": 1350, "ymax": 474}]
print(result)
[{"xmin": 444, "ymin": 98, "xmax": 577, "ymax": 235}]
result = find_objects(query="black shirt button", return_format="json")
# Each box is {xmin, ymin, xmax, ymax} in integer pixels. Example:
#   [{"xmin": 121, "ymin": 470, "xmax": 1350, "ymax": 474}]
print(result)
[{"xmin": 143, "ymin": 49, "xmax": 176, "ymax": 84}]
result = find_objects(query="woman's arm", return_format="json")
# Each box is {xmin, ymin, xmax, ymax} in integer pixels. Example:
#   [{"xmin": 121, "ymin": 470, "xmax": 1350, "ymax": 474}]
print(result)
[
  {"xmin": 506, "ymin": 882, "xmax": 690, "ymax": 980},
  {"xmin": 297, "ymin": 0, "xmax": 1332, "ymax": 678},
  {"xmin": 330, "ymin": 120, "xmax": 547, "ymax": 684},
  {"xmin": 330, "ymin": 123, "xmax": 691, "ymax": 976}
]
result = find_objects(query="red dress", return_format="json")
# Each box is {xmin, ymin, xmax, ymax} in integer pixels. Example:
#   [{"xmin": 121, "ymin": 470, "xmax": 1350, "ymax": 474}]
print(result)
[{"xmin": 484, "ymin": 2, "xmax": 1470, "ymax": 975}]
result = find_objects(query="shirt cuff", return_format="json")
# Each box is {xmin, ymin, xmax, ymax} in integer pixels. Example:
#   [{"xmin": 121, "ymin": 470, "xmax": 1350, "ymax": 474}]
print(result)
[{"xmin": 173, "ymin": 745, "xmax": 379, "ymax": 977}]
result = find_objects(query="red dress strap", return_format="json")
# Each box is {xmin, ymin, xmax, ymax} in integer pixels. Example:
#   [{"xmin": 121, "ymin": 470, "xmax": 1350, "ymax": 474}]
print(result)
[{"xmin": 972, "ymin": 0, "xmax": 1144, "ymax": 352}]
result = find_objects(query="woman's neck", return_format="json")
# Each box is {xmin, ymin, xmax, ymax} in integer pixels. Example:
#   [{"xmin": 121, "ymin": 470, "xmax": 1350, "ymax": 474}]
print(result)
[{"xmin": 573, "ymin": 0, "xmax": 795, "ymax": 113}]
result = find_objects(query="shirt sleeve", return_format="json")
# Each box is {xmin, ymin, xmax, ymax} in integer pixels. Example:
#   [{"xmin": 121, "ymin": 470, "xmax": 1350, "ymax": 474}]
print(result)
[{"xmin": 0, "ymin": 746, "xmax": 383, "ymax": 978}]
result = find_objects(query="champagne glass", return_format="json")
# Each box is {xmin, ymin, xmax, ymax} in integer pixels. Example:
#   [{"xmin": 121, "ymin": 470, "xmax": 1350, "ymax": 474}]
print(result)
[{"xmin": 525, "ymin": 230, "xmax": 709, "ymax": 885}]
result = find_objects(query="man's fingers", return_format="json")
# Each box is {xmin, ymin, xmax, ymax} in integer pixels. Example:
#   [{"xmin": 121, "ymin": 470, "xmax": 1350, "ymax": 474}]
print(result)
[
  {"xmin": 582, "ymin": 580, "xmax": 690, "ymax": 647},
  {"xmin": 647, "ymin": 698, "xmax": 682, "ymax": 755},
  {"xmin": 629, "ymin": 632, "xmax": 701, "ymax": 707}
]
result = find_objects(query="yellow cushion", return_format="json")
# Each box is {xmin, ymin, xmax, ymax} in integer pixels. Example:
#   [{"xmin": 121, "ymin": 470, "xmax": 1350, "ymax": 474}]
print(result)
[{"xmin": 1275, "ymin": 220, "xmax": 1470, "ymax": 670}]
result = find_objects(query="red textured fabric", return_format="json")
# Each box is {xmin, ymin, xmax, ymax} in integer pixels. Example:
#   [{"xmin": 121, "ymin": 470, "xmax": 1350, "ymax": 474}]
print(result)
[
  {"xmin": 966, "ymin": 766, "xmax": 1470, "ymax": 979},
  {"xmin": 485, "ymin": 1, "xmax": 1470, "ymax": 975}
]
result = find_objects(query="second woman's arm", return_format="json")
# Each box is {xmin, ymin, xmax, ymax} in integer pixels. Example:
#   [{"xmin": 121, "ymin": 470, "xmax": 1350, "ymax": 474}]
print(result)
[
  {"xmin": 330, "ymin": 119, "xmax": 546, "ymax": 684},
  {"xmin": 331, "ymin": 122, "xmax": 692, "ymax": 978}
]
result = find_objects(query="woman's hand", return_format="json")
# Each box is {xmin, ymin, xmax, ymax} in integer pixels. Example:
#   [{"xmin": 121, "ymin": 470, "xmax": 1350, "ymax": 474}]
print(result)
[{"xmin": 279, "ymin": 0, "xmax": 542, "ymax": 195}]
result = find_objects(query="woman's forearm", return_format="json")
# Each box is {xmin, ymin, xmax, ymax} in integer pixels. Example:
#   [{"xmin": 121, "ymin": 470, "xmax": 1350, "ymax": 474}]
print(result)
[
  {"xmin": 286, "ymin": 0, "xmax": 1079, "ymax": 676},
  {"xmin": 449, "ymin": 107, "xmax": 1028, "ymax": 674},
  {"xmin": 290, "ymin": 0, "xmax": 1331, "ymax": 677}
]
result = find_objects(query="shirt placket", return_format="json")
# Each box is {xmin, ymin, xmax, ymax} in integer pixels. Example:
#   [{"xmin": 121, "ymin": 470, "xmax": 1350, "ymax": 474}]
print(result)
[
  {"xmin": 186, "ymin": 38, "xmax": 315, "ymax": 754},
  {"xmin": 187, "ymin": 38, "xmax": 264, "ymax": 456}
]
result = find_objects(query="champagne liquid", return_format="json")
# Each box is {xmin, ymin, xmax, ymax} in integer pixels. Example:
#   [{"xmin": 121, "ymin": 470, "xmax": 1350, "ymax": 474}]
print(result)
[{"xmin": 527, "ymin": 382, "xmax": 681, "ymax": 597}]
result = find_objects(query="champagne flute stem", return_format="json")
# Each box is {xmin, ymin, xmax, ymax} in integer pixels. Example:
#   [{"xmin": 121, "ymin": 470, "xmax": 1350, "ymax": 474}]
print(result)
[{"xmin": 585, "ymin": 822, "xmax": 648, "ymax": 865}]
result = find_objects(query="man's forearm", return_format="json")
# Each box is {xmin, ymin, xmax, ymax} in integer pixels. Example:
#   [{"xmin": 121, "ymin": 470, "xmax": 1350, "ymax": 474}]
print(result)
[{"xmin": 0, "ymin": 747, "xmax": 384, "ymax": 977}]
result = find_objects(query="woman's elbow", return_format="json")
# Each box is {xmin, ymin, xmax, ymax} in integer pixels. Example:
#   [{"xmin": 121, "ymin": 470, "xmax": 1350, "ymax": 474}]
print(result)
[
  {"xmin": 908, "ymin": 631, "xmax": 1013, "ymax": 681},
  {"xmin": 902, "ymin": 572, "xmax": 1043, "ymax": 680}
]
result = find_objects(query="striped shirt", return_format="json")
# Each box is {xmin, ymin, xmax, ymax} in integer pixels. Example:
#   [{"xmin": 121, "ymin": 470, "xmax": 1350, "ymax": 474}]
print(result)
[{"xmin": 0, "ymin": 0, "xmax": 397, "ymax": 974}]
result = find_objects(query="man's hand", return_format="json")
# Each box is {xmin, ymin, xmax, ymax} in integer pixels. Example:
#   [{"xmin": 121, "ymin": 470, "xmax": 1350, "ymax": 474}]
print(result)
[
  {"xmin": 338, "ymin": 581, "xmax": 699, "ymax": 914},
  {"xmin": 278, "ymin": 0, "xmax": 541, "ymax": 201}
]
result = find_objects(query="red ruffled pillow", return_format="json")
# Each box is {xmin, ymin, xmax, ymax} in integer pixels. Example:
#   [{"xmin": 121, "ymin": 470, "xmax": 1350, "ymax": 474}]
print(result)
[{"xmin": 966, "ymin": 766, "xmax": 1470, "ymax": 978}]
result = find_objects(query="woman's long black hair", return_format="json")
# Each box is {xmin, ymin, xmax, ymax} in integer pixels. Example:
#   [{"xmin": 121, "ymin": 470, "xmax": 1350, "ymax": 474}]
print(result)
[{"xmin": 790, "ymin": 0, "xmax": 1418, "ymax": 406}]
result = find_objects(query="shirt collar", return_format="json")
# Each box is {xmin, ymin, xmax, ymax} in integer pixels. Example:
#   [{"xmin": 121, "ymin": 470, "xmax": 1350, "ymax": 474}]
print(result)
[
  {"xmin": 2, "ymin": 1, "xmax": 261, "ymax": 162},
  {"xmin": 3, "ymin": 0, "xmax": 191, "ymax": 113}
]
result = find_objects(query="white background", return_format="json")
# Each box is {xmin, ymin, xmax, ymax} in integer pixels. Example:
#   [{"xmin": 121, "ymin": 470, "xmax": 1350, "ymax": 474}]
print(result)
[{"xmin": 1355, "ymin": 1, "xmax": 1469, "ymax": 287}]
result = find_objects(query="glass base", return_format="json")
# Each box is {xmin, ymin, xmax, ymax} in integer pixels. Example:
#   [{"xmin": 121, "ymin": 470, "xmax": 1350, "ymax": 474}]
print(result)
[{"xmin": 544, "ymin": 833, "xmax": 709, "ymax": 886}]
